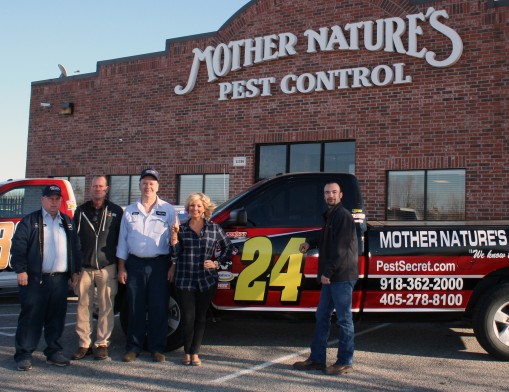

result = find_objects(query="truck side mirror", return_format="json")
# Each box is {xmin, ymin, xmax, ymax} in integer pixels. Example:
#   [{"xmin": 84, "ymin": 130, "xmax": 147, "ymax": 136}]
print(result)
[
  {"xmin": 223, "ymin": 208, "xmax": 248, "ymax": 227},
  {"xmin": 236, "ymin": 209, "xmax": 248, "ymax": 226}
]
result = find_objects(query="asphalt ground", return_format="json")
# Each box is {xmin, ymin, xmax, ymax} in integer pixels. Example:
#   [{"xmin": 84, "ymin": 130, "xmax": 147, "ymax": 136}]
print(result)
[{"xmin": 0, "ymin": 296, "xmax": 508, "ymax": 392}]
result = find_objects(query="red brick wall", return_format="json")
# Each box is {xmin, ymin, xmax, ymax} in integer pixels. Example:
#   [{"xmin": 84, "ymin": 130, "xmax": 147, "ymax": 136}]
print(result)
[{"xmin": 27, "ymin": 0, "xmax": 508, "ymax": 220}]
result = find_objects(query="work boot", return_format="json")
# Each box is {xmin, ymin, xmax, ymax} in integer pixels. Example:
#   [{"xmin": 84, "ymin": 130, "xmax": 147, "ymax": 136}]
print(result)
[
  {"xmin": 71, "ymin": 346, "xmax": 92, "ymax": 360},
  {"xmin": 151, "ymin": 352, "xmax": 166, "ymax": 362},
  {"xmin": 122, "ymin": 351, "xmax": 138, "ymax": 362},
  {"xmin": 94, "ymin": 345, "xmax": 109, "ymax": 360},
  {"xmin": 324, "ymin": 363, "xmax": 353, "ymax": 375},
  {"xmin": 292, "ymin": 358, "xmax": 325, "ymax": 371}
]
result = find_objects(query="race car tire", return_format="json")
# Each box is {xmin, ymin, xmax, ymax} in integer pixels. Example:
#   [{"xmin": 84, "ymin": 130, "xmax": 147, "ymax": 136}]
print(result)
[{"xmin": 473, "ymin": 284, "xmax": 509, "ymax": 360}]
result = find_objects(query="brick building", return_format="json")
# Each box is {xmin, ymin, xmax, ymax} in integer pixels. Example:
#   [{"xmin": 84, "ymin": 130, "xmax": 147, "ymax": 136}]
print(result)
[{"xmin": 27, "ymin": 0, "xmax": 508, "ymax": 220}]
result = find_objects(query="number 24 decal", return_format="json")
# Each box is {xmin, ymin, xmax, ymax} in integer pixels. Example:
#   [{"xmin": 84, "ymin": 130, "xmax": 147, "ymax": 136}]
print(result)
[{"xmin": 234, "ymin": 236, "xmax": 306, "ymax": 302}]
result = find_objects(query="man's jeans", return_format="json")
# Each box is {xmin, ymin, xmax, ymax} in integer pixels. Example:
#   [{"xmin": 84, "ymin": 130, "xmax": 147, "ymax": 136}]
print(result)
[{"xmin": 310, "ymin": 280, "xmax": 357, "ymax": 366}]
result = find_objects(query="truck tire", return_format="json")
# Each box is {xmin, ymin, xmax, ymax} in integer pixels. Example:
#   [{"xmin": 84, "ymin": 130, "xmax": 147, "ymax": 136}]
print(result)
[
  {"xmin": 119, "ymin": 288, "xmax": 184, "ymax": 352},
  {"xmin": 473, "ymin": 284, "xmax": 509, "ymax": 360}
]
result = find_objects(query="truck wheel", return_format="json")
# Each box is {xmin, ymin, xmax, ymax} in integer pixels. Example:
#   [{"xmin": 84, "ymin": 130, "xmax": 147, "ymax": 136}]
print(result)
[
  {"xmin": 164, "ymin": 290, "xmax": 184, "ymax": 351},
  {"xmin": 118, "ymin": 288, "xmax": 184, "ymax": 352},
  {"xmin": 473, "ymin": 284, "xmax": 509, "ymax": 360}
]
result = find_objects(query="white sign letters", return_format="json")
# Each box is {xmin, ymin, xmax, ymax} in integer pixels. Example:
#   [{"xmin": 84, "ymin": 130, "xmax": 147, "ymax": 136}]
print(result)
[{"xmin": 174, "ymin": 8, "xmax": 463, "ymax": 101}]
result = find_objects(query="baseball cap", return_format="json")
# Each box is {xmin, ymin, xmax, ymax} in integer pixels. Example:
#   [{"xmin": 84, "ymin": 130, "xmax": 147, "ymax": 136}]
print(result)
[
  {"xmin": 140, "ymin": 168, "xmax": 160, "ymax": 182},
  {"xmin": 42, "ymin": 184, "xmax": 62, "ymax": 197}
]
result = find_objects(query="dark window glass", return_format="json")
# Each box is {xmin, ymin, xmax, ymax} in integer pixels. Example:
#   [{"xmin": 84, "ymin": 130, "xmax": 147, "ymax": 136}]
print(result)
[
  {"xmin": 244, "ymin": 180, "xmax": 325, "ymax": 228},
  {"xmin": 257, "ymin": 141, "xmax": 355, "ymax": 180},
  {"xmin": 427, "ymin": 170, "xmax": 465, "ymax": 220},
  {"xmin": 290, "ymin": 144, "xmax": 320, "ymax": 172},
  {"xmin": 324, "ymin": 141, "xmax": 356, "ymax": 173},
  {"xmin": 110, "ymin": 176, "xmax": 130, "ymax": 207},
  {"xmin": 259, "ymin": 145, "xmax": 286, "ymax": 179},
  {"xmin": 54, "ymin": 176, "xmax": 86, "ymax": 205},
  {"xmin": 387, "ymin": 170, "xmax": 465, "ymax": 220},
  {"xmin": 179, "ymin": 174, "xmax": 230, "ymax": 205}
]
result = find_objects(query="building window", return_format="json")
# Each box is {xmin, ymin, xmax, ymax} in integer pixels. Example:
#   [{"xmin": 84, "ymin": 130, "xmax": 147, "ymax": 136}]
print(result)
[
  {"xmin": 109, "ymin": 175, "xmax": 141, "ymax": 207},
  {"xmin": 178, "ymin": 174, "xmax": 230, "ymax": 205},
  {"xmin": 488, "ymin": 0, "xmax": 509, "ymax": 8},
  {"xmin": 387, "ymin": 169, "xmax": 465, "ymax": 220},
  {"xmin": 54, "ymin": 176, "xmax": 86, "ymax": 205},
  {"xmin": 256, "ymin": 141, "xmax": 355, "ymax": 180}
]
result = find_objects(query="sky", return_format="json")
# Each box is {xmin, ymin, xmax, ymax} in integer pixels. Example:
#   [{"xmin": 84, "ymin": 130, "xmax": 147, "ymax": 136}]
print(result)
[{"xmin": 0, "ymin": 0, "xmax": 252, "ymax": 180}]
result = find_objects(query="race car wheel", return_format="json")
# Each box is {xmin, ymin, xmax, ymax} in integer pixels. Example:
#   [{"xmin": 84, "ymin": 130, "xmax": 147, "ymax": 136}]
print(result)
[{"xmin": 473, "ymin": 284, "xmax": 509, "ymax": 360}]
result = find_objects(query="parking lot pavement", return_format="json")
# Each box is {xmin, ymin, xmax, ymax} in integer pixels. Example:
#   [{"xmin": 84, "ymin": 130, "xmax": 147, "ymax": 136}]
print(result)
[{"xmin": 1, "ymin": 298, "xmax": 508, "ymax": 392}]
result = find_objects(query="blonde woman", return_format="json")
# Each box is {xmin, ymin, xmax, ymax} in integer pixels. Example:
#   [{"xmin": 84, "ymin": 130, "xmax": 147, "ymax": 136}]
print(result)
[{"xmin": 169, "ymin": 193, "xmax": 233, "ymax": 366}]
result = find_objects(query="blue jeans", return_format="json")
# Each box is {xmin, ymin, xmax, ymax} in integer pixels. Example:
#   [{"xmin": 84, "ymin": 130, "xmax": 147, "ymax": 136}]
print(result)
[
  {"xmin": 125, "ymin": 255, "xmax": 170, "ymax": 354},
  {"xmin": 310, "ymin": 280, "xmax": 356, "ymax": 366}
]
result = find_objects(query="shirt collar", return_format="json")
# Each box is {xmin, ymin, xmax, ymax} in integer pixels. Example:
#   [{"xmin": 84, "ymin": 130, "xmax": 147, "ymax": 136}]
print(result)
[{"xmin": 42, "ymin": 208, "xmax": 62, "ymax": 220}]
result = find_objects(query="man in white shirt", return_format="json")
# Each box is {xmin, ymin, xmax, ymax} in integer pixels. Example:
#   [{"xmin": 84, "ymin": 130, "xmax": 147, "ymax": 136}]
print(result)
[
  {"xmin": 117, "ymin": 169, "xmax": 176, "ymax": 362},
  {"xmin": 11, "ymin": 184, "xmax": 81, "ymax": 371}
]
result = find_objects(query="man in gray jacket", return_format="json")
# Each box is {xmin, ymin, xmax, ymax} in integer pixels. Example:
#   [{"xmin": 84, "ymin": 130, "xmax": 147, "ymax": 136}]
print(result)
[
  {"xmin": 293, "ymin": 182, "xmax": 358, "ymax": 375},
  {"xmin": 71, "ymin": 175, "xmax": 123, "ymax": 361}
]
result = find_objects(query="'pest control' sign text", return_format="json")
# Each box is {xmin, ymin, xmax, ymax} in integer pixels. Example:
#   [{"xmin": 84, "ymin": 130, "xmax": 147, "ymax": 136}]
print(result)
[{"xmin": 174, "ymin": 8, "xmax": 463, "ymax": 101}]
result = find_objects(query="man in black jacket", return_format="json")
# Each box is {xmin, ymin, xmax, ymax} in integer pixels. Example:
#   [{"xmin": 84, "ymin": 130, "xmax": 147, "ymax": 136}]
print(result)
[
  {"xmin": 71, "ymin": 175, "xmax": 123, "ymax": 361},
  {"xmin": 293, "ymin": 182, "xmax": 358, "ymax": 375},
  {"xmin": 11, "ymin": 184, "xmax": 81, "ymax": 371}
]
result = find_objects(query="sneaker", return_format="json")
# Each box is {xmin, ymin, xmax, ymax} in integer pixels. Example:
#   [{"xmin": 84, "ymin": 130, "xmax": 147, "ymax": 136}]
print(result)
[
  {"xmin": 151, "ymin": 352, "xmax": 166, "ymax": 362},
  {"xmin": 324, "ymin": 363, "xmax": 353, "ymax": 375},
  {"xmin": 93, "ymin": 345, "xmax": 109, "ymax": 360},
  {"xmin": 292, "ymin": 358, "xmax": 325, "ymax": 371},
  {"xmin": 71, "ymin": 346, "xmax": 92, "ymax": 360},
  {"xmin": 17, "ymin": 359, "xmax": 33, "ymax": 371},
  {"xmin": 46, "ymin": 352, "xmax": 71, "ymax": 367},
  {"xmin": 122, "ymin": 351, "xmax": 138, "ymax": 362}
]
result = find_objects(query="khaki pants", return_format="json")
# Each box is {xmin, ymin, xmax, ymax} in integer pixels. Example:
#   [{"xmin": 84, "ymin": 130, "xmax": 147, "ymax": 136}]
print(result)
[{"xmin": 76, "ymin": 264, "xmax": 118, "ymax": 348}]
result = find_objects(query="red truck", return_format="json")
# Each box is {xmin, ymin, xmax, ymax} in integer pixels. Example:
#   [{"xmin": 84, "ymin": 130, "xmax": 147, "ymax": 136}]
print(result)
[{"xmin": 0, "ymin": 178, "xmax": 76, "ymax": 294}]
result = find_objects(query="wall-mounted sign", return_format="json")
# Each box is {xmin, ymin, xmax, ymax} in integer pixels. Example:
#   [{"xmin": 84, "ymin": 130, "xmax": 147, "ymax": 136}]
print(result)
[
  {"xmin": 174, "ymin": 7, "xmax": 463, "ymax": 101},
  {"xmin": 233, "ymin": 157, "xmax": 246, "ymax": 167}
]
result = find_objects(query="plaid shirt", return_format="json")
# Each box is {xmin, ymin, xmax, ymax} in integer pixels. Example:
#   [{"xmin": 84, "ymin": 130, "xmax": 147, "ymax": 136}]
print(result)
[{"xmin": 171, "ymin": 219, "xmax": 233, "ymax": 291}]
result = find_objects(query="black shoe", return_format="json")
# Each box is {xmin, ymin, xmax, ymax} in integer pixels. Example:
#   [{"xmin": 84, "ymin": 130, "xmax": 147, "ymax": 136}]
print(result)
[
  {"xmin": 71, "ymin": 346, "xmax": 92, "ymax": 360},
  {"xmin": 324, "ymin": 363, "xmax": 353, "ymax": 375},
  {"xmin": 17, "ymin": 359, "xmax": 33, "ymax": 371},
  {"xmin": 292, "ymin": 358, "xmax": 325, "ymax": 371},
  {"xmin": 47, "ymin": 352, "xmax": 71, "ymax": 367}
]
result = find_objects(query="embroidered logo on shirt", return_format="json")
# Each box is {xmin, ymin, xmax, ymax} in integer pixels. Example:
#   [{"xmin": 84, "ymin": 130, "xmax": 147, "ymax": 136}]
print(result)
[
  {"xmin": 132, "ymin": 212, "xmax": 139, "ymax": 215},
  {"xmin": 156, "ymin": 211, "xmax": 166, "ymax": 216}
]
